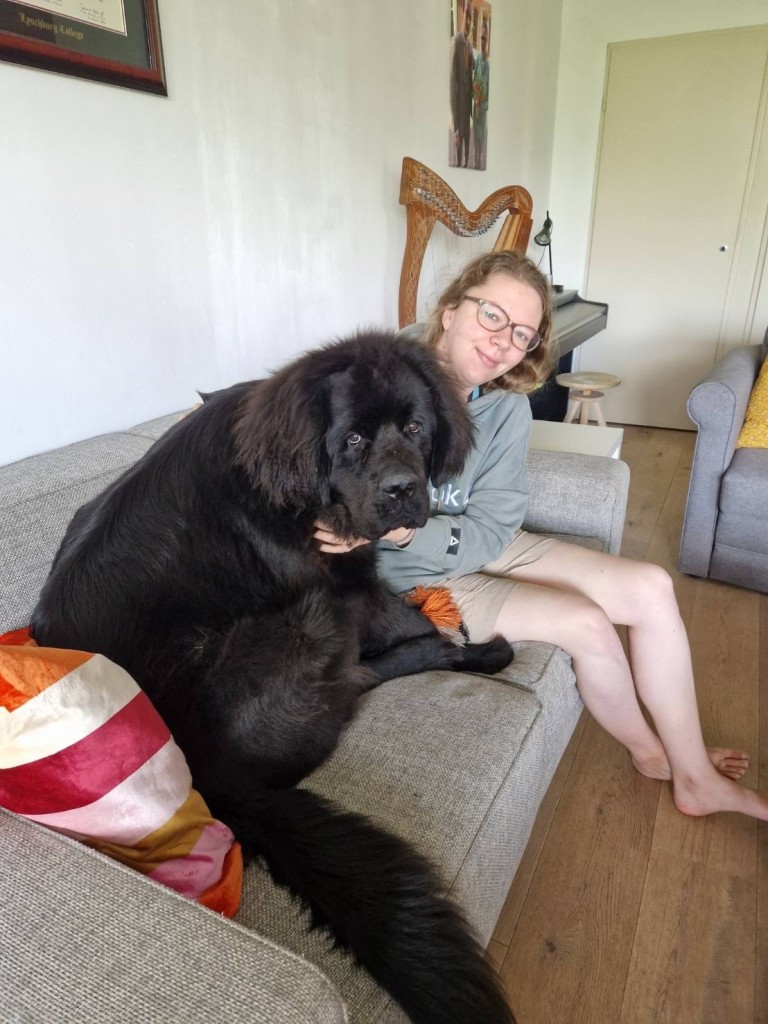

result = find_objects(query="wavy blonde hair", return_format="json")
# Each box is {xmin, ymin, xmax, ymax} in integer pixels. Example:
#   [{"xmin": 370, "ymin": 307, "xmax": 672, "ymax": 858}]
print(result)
[{"xmin": 423, "ymin": 250, "xmax": 555, "ymax": 394}]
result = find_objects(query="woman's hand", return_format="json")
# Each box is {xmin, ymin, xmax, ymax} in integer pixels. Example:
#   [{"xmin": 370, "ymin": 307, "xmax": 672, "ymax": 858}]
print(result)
[
  {"xmin": 313, "ymin": 521, "xmax": 370, "ymax": 554},
  {"xmin": 313, "ymin": 522, "xmax": 416, "ymax": 554},
  {"xmin": 384, "ymin": 526, "xmax": 416, "ymax": 548}
]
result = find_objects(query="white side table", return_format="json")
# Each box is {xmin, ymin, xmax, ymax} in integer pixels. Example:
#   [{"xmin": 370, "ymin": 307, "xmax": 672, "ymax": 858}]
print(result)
[{"xmin": 530, "ymin": 420, "xmax": 624, "ymax": 459}]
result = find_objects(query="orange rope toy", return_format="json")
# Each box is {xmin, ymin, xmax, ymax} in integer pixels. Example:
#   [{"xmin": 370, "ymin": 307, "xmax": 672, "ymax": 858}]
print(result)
[{"xmin": 406, "ymin": 586, "xmax": 466, "ymax": 646}]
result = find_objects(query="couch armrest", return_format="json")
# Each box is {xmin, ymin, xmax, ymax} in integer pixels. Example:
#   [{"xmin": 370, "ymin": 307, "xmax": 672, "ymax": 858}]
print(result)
[
  {"xmin": 678, "ymin": 345, "xmax": 763, "ymax": 577},
  {"xmin": 0, "ymin": 810, "xmax": 346, "ymax": 1024},
  {"xmin": 524, "ymin": 449, "xmax": 630, "ymax": 555}
]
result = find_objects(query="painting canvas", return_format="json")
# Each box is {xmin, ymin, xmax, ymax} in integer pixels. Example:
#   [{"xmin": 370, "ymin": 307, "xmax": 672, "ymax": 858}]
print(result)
[{"xmin": 449, "ymin": 0, "xmax": 491, "ymax": 170}]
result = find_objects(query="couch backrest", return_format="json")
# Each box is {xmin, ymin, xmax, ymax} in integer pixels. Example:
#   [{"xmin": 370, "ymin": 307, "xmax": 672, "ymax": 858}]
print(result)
[
  {"xmin": 0, "ymin": 434, "xmax": 154, "ymax": 632},
  {"xmin": 0, "ymin": 414, "xmax": 183, "ymax": 633}
]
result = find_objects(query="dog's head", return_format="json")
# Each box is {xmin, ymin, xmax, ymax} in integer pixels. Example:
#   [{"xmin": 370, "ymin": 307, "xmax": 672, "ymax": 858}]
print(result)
[{"xmin": 234, "ymin": 331, "xmax": 474, "ymax": 539}]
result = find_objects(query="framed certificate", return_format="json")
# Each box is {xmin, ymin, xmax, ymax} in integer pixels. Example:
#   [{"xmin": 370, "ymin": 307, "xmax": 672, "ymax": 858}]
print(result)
[{"xmin": 0, "ymin": 0, "xmax": 166, "ymax": 95}]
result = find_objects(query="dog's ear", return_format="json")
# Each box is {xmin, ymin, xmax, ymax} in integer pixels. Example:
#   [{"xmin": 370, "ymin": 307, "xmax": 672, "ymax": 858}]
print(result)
[
  {"xmin": 401, "ymin": 341, "xmax": 475, "ymax": 485},
  {"xmin": 429, "ymin": 376, "xmax": 475, "ymax": 485},
  {"xmin": 234, "ymin": 367, "xmax": 331, "ymax": 509}
]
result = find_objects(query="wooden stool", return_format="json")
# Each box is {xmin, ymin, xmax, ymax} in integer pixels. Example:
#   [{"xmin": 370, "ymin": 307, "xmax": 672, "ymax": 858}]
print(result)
[{"xmin": 556, "ymin": 371, "xmax": 622, "ymax": 427}]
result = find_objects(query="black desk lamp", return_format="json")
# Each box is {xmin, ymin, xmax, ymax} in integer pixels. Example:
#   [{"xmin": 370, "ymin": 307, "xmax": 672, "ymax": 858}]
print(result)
[{"xmin": 534, "ymin": 211, "xmax": 561, "ymax": 291}]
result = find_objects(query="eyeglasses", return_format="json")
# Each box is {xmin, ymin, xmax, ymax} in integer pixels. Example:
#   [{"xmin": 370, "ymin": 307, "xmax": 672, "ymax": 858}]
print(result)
[{"xmin": 462, "ymin": 295, "xmax": 541, "ymax": 352}]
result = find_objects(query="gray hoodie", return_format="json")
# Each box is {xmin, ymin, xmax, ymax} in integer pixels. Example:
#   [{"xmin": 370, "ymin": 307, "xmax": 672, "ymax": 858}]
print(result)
[{"xmin": 377, "ymin": 388, "xmax": 531, "ymax": 593}]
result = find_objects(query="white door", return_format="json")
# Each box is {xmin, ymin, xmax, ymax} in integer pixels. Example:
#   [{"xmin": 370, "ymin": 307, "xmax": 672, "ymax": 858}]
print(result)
[{"xmin": 582, "ymin": 27, "xmax": 768, "ymax": 429}]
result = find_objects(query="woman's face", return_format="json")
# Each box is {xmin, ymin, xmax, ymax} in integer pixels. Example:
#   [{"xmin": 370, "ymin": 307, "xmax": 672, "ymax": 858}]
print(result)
[{"xmin": 437, "ymin": 272, "xmax": 544, "ymax": 396}]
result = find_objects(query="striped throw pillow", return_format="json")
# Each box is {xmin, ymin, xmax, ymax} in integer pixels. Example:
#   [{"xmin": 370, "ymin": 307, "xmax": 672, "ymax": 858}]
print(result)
[{"xmin": 0, "ymin": 629, "xmax": 242, "ymax": 917}]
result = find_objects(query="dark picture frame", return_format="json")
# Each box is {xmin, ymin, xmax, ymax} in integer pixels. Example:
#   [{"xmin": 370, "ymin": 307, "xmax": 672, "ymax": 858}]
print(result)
[{"xmin": 0, "ymin": 0, "xmax": 166, "ymax": 95}]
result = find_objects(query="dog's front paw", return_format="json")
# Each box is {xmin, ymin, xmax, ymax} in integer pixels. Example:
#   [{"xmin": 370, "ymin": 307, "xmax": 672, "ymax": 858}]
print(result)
[{"xmin": 458, "ymin": 635, "xmax": 514, "ymax": 674}]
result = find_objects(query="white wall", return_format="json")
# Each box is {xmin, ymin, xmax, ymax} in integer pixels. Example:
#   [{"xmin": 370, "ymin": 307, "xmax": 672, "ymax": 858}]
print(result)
[
  {"xmin": 552, "ymin": 0, "xmax": 768, "ymax": 294},
  {"xmin": 0, "ymin": 0, "xmax": 562, "ymax": 465}
]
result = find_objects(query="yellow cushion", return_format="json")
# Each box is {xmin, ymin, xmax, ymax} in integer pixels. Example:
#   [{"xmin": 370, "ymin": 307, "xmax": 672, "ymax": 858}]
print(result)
[{"xmin": 736, "ymin": 358, "xmax": 768, "ymax": 449}]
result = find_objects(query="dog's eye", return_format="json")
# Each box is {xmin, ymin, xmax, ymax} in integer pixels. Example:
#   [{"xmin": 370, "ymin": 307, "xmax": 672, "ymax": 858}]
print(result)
[
  {"xmin": 346, "ymin": 432, "xmax": 363, "ymax": 446},
  {"xmin": 406, "ymin": 421, "xmax": 421, "ymax": 434}
]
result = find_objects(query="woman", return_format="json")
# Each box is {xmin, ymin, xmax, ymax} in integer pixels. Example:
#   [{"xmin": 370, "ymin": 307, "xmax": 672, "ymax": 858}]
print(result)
[{"xmin": 315, "ymin": 250, "xmax": 768, "ymax": 823}]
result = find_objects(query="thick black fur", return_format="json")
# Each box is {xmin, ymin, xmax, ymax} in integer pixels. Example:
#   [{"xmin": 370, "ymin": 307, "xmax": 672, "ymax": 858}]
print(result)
[{"xmin": 31, "ymin": 331, "xmax": 516, "ymax": 1024}]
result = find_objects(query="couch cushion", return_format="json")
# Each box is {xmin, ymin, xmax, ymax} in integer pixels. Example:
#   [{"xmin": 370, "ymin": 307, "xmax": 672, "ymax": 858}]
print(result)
[
  {"xmin": 736, "ymin": 357, "xmax": 768, "ymax": 449},
  {"xmin": 714, "ymin": 448, "xmax": 768, "ymax": 579},
  {"xmin": 237, "ymin": 641, "xmax": 580, "ymax": 1022},
  {"xmin": 0, "ymin": 433, "xmax": 155, "ymax": 632},
  {"xmin": 719, "ymin": 447, "xmax": 768, "ymax": 518}
]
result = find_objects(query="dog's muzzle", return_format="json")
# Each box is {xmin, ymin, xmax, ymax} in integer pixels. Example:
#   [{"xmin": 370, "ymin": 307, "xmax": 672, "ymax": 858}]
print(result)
[
  {"xmin": 375, "ymin": 471, "xmax": 429, "ymax": 530},
  {"xmin": 379, "ymin": 472, "xmax": 417, "ymax": 503}
]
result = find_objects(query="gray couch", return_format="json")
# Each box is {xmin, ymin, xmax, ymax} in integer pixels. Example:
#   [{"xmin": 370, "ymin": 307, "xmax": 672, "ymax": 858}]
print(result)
[
  {"xmin": 679, "ymin": 333, "xmax": 768, "ymax": 593},
  {"xmin": 0, "ymin": 412, "xmax": 629, "ymax": 1023}
]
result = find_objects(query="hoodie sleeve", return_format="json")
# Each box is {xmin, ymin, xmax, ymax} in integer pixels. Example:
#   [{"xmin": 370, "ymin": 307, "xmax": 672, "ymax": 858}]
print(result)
[{"xmin": 377, "ymin": 393, "xmax": 531, "ymax": 590}]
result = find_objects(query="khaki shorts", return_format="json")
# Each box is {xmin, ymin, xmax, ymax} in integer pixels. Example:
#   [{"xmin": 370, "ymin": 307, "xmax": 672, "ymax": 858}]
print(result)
[{"xmin": 446, "ymin": 530, "xmax": 557, "ymax": 643}]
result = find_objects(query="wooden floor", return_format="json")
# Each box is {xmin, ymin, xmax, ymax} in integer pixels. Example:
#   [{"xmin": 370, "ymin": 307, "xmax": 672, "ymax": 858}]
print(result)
[{"xmin": 489, "ymin": 425, "xmax": 767, "ymax": 1024}]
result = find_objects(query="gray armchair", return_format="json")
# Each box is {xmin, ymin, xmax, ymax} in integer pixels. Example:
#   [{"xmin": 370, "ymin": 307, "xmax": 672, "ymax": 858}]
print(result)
[{"xmin": 678, "ymin": 335, "xmax": 768, "ymax": 592}]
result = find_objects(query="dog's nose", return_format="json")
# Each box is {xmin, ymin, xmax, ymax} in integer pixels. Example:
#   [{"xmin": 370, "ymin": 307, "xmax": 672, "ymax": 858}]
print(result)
[{"xmin": 380, "ymin": 474, "xmax": 417, "ymax": 501}]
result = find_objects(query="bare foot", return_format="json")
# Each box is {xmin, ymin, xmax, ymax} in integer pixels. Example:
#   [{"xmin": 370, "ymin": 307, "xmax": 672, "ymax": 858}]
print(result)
[
  {"xmin": 672, "ymin": 772, "xmax": 768, "ymax": 821},
  {"xmin": 706, "ymin": 747, "xmax": 750, "ymax": 781},
  {"xmin": 632, "ymin": 747, "xmax": 750, "ymax": 782},
  {"xmin": 631, "ymin": 752, "xmax": 673, "ymax": 781}
]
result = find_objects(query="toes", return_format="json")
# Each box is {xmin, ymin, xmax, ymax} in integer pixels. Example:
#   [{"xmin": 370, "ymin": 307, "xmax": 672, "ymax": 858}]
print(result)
[
  {"xmin": 726, "ymin": 750, "xmax": 751, "ymax": 768},
  {"xmin": 707, "ymin": 747, "xmax": 751, "ymax": 772},
  {"xmin": 710, "ymin": 750, "xmax": 750, "ymax": 781},
  {"xmin": 727, "ymin": 749, "xmax": 750, "ymax": 765}
]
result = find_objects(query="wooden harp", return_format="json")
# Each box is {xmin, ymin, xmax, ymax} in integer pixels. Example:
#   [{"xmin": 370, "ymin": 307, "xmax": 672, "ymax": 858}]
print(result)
[{"xmin": 398, "ymin": 156, "xmax": 533, "ymax": 328}]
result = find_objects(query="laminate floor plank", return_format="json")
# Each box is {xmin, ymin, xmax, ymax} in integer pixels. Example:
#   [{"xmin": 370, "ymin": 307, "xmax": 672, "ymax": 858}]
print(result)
[
  {"xmin": 619, "ymin": 819, "xmax": 756, "ymax": 1024},
  {"xmin": 688, "ymin": 580, "xmax": 760, "ymax": 759},
  {"xmin": 492, "ymin": 713, "xmax": 587, "ymax": 946},
  {"xmin": 497, "ymin": 716, "xmax": 659, "ymax": 1024},
  {"xmin": 642, "ymin": 461, "xmax": 692, "ymax": 572},
  {"xmin": 486, "ymin": 937, "xmax": 507, "ymax": 973},
  {"xmin": 619, "ymin": 428, "xmax": 690, "ymax": 562}
]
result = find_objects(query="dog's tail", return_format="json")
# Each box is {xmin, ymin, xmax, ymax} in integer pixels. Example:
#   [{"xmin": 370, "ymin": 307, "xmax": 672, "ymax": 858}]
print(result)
[{"xmin": 213, "ymin": 787, "xmax": 515, "ymax": 1024}]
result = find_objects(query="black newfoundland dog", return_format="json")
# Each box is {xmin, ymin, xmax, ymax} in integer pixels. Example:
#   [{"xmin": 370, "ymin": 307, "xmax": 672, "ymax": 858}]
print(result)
[{"xmin": 32, "ymin": 331, "xmax": 516, "ymax": 1024}]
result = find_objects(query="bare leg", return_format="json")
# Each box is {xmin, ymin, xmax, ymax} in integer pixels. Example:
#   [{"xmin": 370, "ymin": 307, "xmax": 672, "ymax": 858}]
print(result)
[{"xmin": 485, "ymin": 542, "xmax": 768, "ymax": 821}]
